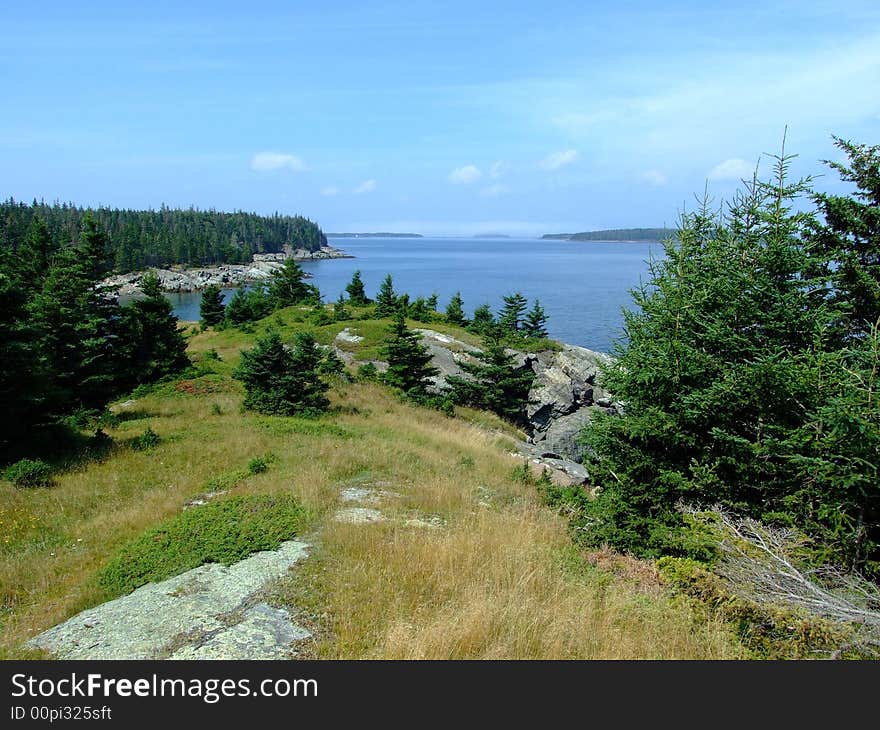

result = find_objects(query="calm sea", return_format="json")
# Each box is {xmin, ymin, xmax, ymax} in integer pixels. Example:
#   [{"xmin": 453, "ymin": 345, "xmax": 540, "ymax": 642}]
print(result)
[{"xmin": 165, "ymin": 237, "xmax": 662, "ymax": 353}]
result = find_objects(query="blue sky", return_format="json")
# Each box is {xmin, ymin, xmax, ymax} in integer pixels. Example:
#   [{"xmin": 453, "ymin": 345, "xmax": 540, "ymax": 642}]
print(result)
[{"xmin": 2, "ymin": 1, "xmax": 879, "ymax": 235}]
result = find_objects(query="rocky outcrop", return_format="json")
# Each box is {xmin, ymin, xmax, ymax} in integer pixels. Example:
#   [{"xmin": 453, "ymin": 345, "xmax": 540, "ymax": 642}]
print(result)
[
  {"xmin": 27, "ymin": 541, "xmax": 312, "ymax": 660},
  {"xmin": 104, "ymin": 245, "xmax": 350, "ymax": 295},
  {"xmin": 524, "ymin": 345, "xmax": 619, "ymax": 463}
]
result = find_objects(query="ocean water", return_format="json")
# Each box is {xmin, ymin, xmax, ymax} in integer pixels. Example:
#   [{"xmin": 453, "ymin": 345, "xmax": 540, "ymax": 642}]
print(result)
[{"xmin": 166, "ymin": 237, "xmax": 662, "ymax": 353}]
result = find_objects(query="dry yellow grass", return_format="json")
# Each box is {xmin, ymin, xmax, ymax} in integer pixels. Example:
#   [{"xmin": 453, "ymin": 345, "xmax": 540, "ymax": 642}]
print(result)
[{"xmin": 0, "ymin": 332, "xmax": 744, "ymax": 659}]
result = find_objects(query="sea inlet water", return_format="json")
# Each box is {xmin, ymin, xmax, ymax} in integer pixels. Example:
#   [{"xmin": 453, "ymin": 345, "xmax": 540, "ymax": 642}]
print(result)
[{"xmin": 165, "ymin": 237, "xmax": 663, "ymax": 353}]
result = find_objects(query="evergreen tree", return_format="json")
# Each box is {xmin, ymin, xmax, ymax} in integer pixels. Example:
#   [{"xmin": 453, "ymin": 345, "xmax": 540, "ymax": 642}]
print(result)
[
  {"xmin": 469, "ymin": 303, "xmax": 494, "ymax": 334},
  {"xmin": 267, "ymin": 258, "xmax": 318, "ymax": 307},
  {"xmin": 80, "ymin": 212, "xmax": 111, "ymax": 280},
  {"xmin": 225, "ymin": 287, "xmax": 272, "ymax": 325},
  {"xmin": 498, "ymin": 292, "xmax": 528, "ymax": 333},
  {"xmin": 446, "ymin": 327, "xmax": 535, "ymax": 425},
  {"xmin": 426, "ymin": 292, "xmax": 439, "ymax": 311},
  {"xmin": 374, "ymin": 273, "xmax": 397, "ymax": 317},
  {"xmin": 333, "ymin": 293, "xmax": 351, "ymax": 321},
  {"xmin": 345, "ymin": 270, "xmax": 370, "ymax": 306},
  {"xmin": 409, "ymin": 296, "xmax": 430, "ymax": 322},
  {"xmin": 809, "ymin": 136, "xmax": 880, "ymax": 342},
  {"xmin": 234, "ymin": 331, "xmax": 329, "ymax": 415},
  {"xmin": 199, "ymin": 284, "xmax": 226, "ymax": 327},
  {"xmin": 123, "ymin": 272, "xmax": 190, "ymax": 385},
  {"xmin": 380, "ymin": 311, "xmax": 438, "ymax": 399},
  {"xmin": 578, "ymin": 148, "xmax": 837, "ymax": 560},
  {"xmin": 522, "ymin": 299, "xmax": 549, "ymax": 339},
  {"xmin": 19, "ymin": 215, "xmax": 54, "ymax": 286},
  {"xmin": 445, "ymin": 292, "xmax": 466, "ymax": 325}
]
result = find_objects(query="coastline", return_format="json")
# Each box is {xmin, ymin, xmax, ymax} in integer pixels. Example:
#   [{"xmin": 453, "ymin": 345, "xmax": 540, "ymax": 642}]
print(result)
[{"xmin": 103, "ymin": 245, "xmax": 352, "ymax": 295}]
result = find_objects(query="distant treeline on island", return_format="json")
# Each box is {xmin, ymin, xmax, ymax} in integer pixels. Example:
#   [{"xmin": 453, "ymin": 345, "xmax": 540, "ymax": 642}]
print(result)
[
  {"xmin": 327, "ymin": 232, "xmax": 423, "ymax": 238},
  {"xmin": 0, "ymin": 199, "xmax": 327, "ymax": 273},
  {"xmin": 543, "ymin": 227, "xmax": 674, "ymax": 242}
]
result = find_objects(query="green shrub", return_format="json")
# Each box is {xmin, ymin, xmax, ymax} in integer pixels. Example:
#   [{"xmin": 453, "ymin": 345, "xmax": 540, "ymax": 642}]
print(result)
[
  {"xmin": 99, "ymin": 495, "xmax": 308, "ymax": 597},
  {"xmin": 131, "ymin": 427, "xmax": 160, "ymax": 451},
  {"xmin": 210, "ymin": 403, "xmax": 222, "ymax": 415},
  {"xmin": 247, "ymin": 453, "xmax": 276, "ymax": 475},
  {"xmin": 4, "ymin": 459, "xmax": 53, "ymax": 488},
  {"xmin": 357, "ymin": 362, "xmax": 379, "ymax": 381}
]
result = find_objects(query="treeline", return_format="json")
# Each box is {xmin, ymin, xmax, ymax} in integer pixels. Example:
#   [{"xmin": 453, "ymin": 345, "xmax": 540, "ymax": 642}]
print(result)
[
  {"xmin": 542, "ymin": 227, "xmax": 672, "ymax": 241},
  {"xmin": 0, "ymin": 199, "xmax": 327, "ymax": 273},
  {"xmin": 552, "ymin": 137, "xmax": 880, "ymax": 583}
]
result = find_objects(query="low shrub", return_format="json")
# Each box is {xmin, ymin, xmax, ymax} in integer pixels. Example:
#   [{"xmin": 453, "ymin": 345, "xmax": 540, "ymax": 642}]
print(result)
[
  {"xmin": 99, "ymin": 495, "xmax": 309, "ymax": 597},
  {"xmin": 131, "ymin": 427, "xmax": 160, "ymax": 451},
  {"xmin": 3, "ymin": 459, "xmax": 53, "ymax": 488}
]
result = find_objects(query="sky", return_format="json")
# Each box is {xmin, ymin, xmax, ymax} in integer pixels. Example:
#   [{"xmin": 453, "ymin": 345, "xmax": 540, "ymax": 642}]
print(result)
[{"xmin": 2, "ymin": 0, "xmax": 879, "ymax": 236}]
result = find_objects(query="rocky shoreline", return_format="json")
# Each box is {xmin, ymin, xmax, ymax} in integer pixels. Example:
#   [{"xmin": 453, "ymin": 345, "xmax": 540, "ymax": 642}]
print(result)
[{"xmin": 104, "ymin": 245, "xmax": 351, "ymax": 295}]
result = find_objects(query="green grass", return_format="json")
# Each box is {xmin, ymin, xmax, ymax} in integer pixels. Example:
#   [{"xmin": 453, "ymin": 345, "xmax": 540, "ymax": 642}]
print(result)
[{"xmin": 99, "ymin": 495, "xmax": 309, "ymax": 598}]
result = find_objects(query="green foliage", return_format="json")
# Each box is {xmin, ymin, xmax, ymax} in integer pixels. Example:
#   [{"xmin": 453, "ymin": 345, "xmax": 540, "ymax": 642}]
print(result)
[
  {"xmin": 426, "ymin": 292, "xmax": 439, "ymax": 311},
  {"xmin": 379, "ymin": 312, "xmax": 439, "ymax": 400},
  {"xmin": 247, "ymin": 453, "xmax": 276, "ymax": 474},
  {"xmin": 498, "ymin": 292, "xmax": 528, "ymax": 333},
  {"xmin": 522, "ymin": 299, "xmax": 549, "ymax": 339},
  {"xmin": 225, "ymin": 286, "xmax": 272, "ymax": 326},
  {"xmin": 445, "ymin": 291, "xmax": 467, "ymax": 325},
  {"xmin": 576, "ymin": 142, "xmax": 880, "ymax": 576},
  {"xmin": 357, "ymin": 361, "xmax": 380, "ymax": 381},
  {"xmin": 199, "ymin": 284, "xmax": 226, "ymax": 327},
  {"xmin": 99, "ymin": 495, "xmax": 308, "ymax": 597},
  {"xmin": 333, "ymin": 294, "xmax": 351, "ymax": 322},
  {"xmin": 345, "ymin": 270, "xmax": 371, "ymax": 306},
  {"xmin": 234, "ymin": 331, "xmax": 330, "ymax": 415},
  {"xmin": 121, "ymin": 272, "xmax": 190, "ymax": 385},
  {"xmin": 374, "ymin": 273, "xmax": 398, "ymax": 318},
  {"xmin": 267, "ymin": 258, "xmax": 319, "ymax": 308},
  {"xmin": 468, "ymin": 303, "xmax": 494, "ymax": 334},
  {"xmin": 809, "ymin": 137, "xmax": 880, "ymax": 341},
  {"xmin": 446, "ymin": 328, "xmax": 535, "ymax": 425},
  {"xmin": 4, "ymin": 459, "xmax": 53, "ymax": 488},
  {"xmin": 131, "ymin": 427, "xmax": 160, "ymax": 451}
]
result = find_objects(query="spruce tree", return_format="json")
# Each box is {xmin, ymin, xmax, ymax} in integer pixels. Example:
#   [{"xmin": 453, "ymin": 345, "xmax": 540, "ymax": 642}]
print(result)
[
  {"xmin": 380, "ymin": 311, "xmax": 438, "ymax": 400},
  {"xmin": 446, "ymin": 327, "xmax": 535, "ymax": 425},
  {"xmin": 123, "ymin": 272, "xmax": 190, "ymax": 385},
  {"xmin": 226, "ymin": 287, "xmax": 272, "ymax": 325},
  {"xmin": 446, "ymin": 292, "xmax": 466, "ymax": 325},
  {"xmin": 426, "ymin": 292, "xmax": 439, "ymax": 311},
  {"xmin": 809, "ymin": 136, "xmax": 880, "ymax": 342},
  {"xmin": 345, "ymin": 270, "xmax": 370, "ymax": 306},
  {"xmin": 199, "ymin": 284, "xmax": 226, "ymax": 327},
  {"xmin": 522, "ymin": 299, "xmax": 548, "ymax": 339},
  {"xmin": 234, "ymin": 331, "xmax": 329, "ymax": 415},
  {"xmin": 469, "ymin": 303, "xmax": 494, "ymax": 334},
  {"xmin": 333, "ymin": 293, "xmax": 351, "ymax": 321},
  {"xmin": 374, "ymin": 273, "xmax": 397, "ymax": 317},
  {"xmin": 268, "ymin": 258, "xmax": 318, "ymax": 307},
  {"xmin": 498, "ymin": 292, "xmax": 528, "ymax": 333},
  {"xmin": 579, "ymin": 147, "xmax": 837, "ymax": 559},
  {"xmin": 19, "ymin": 215, "xmax": 54, "ymax": 286}
]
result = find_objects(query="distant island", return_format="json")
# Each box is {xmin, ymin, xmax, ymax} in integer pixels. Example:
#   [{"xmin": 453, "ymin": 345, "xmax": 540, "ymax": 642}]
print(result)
[
  {"xmin": 543, "ymin": 227, "xmax": 674, "ymax": 242},
  {"xmin": 327, "ymin": 232, "xmax": 423, "ymax": 238}
]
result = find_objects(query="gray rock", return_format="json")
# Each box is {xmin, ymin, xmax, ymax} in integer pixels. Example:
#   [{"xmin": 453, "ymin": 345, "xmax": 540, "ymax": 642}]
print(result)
[
  {"xmin": 531, "ymin": 407, "xmax": 597, "ymax": 463},
  {"xmin": 27, "ymin": 540, "xmax": 310, "ymax": 660}
]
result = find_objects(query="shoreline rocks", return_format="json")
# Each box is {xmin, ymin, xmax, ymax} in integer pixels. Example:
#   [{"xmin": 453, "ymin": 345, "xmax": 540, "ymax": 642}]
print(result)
[{"xmin": 104, "ymin": 245, "xmax": 351, "ymax": 295}]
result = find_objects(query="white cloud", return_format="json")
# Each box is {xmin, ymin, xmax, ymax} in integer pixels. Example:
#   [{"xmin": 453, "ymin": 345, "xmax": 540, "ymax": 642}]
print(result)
[
  {"xmin": 479, "ymin": 184, "xmax": 509, "ymax": 198},
  {"xmin": 250, "ymin": 151, "xmax": 306, "ymax": 172},
  {"xmin": 489, "ymin": 161, "xmax": 509, "ymax": 179},
  {"xmin": 353, "ymin": 179, "xmax": 376, "ymax": 194},
  {"xmin": 320, "ymin": 186, "xmax": 339, "ymax": 196},
  {"xmin": 539, "ymin": 149, "xmax": 580, "ymax": 170},
  {"xmin": 707, "ymin": 158, "xmax": 755, "ymax": 181},
  {"xmin": 448, "ymin": 165, "xmax": 482, "ymax": 184},
  {"xmin": 640, "ymin": 170, "xmax": 667, "ymax": 186}
]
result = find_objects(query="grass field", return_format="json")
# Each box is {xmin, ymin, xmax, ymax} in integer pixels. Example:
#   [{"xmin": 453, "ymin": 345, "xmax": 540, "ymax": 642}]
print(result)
[{"xmin": 0, "ymin": 312, "xmax": 743, "ymax": 659}]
